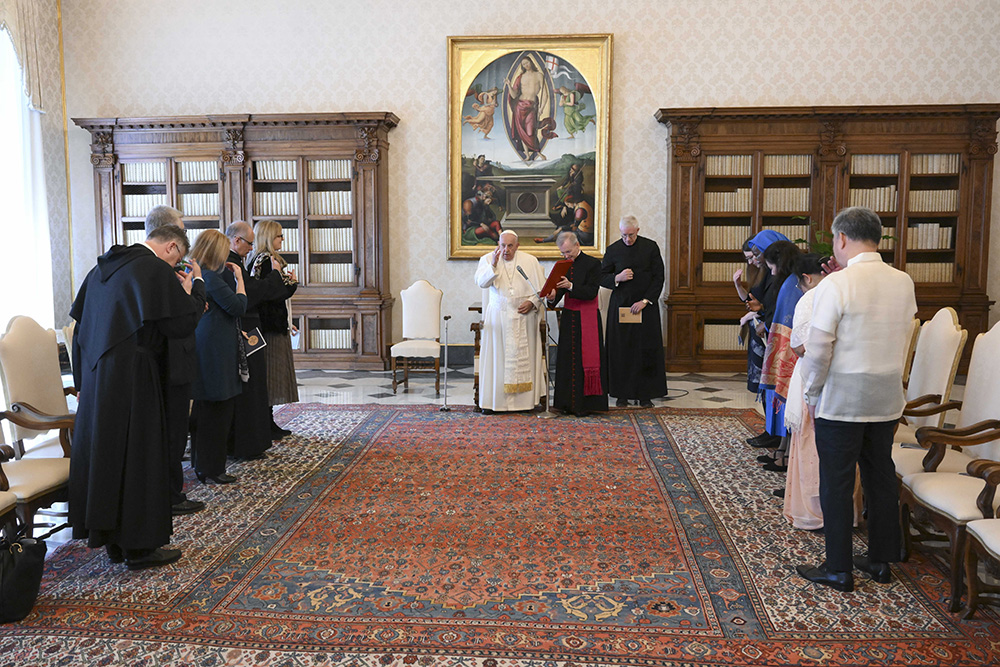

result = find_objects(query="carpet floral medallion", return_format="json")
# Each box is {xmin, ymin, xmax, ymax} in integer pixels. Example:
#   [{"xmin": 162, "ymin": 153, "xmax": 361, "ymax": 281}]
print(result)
[{"xmin": 3, "ymin": 405, "xmax": 999, "ymax": 666}]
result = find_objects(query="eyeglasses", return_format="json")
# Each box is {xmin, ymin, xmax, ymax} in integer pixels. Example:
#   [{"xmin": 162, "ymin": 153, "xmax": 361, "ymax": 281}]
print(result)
[
  {"xmin": 276, "ymin": 234, "xmax": 284, "ymax": 239},
  {"xmin": 236, "ymin": 236, "xmax": 252, "ymax": 246}
]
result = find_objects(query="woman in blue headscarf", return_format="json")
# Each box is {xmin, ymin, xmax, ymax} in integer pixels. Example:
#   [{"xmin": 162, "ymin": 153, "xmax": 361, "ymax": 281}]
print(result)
[{"xmin": 741, "ymin": 229, "xmax": 789, "ymax": 449}]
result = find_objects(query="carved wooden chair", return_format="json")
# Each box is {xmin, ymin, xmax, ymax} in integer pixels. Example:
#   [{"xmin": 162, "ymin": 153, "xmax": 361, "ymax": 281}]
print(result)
[
  {"xmin": 901, "ymin": 317, "xmax": 921, "ymax": 386},
  {"xmin": 899, "ymin": 321, "xmax": 1000, "ymax": 612},
  {"xmin": 0, "ymin": 316, "xmax": 77, "ymax": 459},
  {"xmin": 962, "ymin": 462, "xmax": 1000, "ymax": 619},
  {"xmin": 892, "ymin": 308, "xmax": 969, "ymax": 478},
  {"xmin": 1, "ymin": 403, "xmax": 73, "ymax": 537},
  {"xmin": 390, "ymin": 280, "xmax": 443, "ymax": 394}
]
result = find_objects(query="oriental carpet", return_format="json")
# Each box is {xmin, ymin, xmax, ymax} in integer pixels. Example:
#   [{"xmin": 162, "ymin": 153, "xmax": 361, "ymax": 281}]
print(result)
[{"xmin": 3, "ymin": 404, "xmax": 999, "ymax": 666}]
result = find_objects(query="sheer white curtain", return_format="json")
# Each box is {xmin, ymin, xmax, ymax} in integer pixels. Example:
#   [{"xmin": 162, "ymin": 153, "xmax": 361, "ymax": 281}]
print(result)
[{"xmin": 0, "ymin": 29, "xmax": 53, "ymax": 331}]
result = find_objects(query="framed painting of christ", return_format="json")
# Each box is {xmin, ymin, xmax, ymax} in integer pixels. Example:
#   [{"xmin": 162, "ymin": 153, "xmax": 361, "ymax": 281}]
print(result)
[{"xmin": 448, "ymin": 34, "xmax": 612, "ymax": 259}]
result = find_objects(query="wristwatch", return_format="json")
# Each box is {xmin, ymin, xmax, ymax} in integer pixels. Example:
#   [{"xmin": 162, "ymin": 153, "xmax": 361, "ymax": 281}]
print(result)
[{"xmin": 642, "ymin": 299, "xmax": 651, "ymax": 306}]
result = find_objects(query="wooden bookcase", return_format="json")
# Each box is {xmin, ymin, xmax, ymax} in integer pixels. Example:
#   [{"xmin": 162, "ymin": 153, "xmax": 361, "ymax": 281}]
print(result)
[
  {"xmin": 74, "ymin": 113, "xmax": 399, "ymax": 369},
  {"xmin": 654, "ymin": 105, "xmax": 999, "ymax": 373}
]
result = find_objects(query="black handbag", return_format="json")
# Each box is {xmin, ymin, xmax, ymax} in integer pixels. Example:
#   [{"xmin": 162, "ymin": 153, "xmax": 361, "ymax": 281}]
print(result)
[{"xmin": 0, "ymin": 526, "xmax": 47, "ymax": 623}]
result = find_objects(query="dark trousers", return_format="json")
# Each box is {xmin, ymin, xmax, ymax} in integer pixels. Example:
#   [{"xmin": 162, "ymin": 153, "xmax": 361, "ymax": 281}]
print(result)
[
  {"xmin": 815, "ymin": 417, "xmax": 900, "ymax": 572},
  {"xmin": 164, "ymin": 382, "xmax": 192, "ymax": 505},
  {"xmin": 191, "ymin": 398, "xmax": 235, "ymax": 478}
]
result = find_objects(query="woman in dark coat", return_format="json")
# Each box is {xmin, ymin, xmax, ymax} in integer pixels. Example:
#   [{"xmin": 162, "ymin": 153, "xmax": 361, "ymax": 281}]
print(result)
[
  {"xmin": 190, "ymin": 230, "xmax": 247, "ymax": 484},
  {"xmin": 248, "ymin": 219, "xmax": 299, "ymax": 438}
]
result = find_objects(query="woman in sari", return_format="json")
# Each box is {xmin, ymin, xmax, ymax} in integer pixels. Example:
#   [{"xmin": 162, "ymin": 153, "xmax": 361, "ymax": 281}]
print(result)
[
  {"xmin": 757, "ymin": 239, "xmax": 803, "ymax": 474},
  {"xmin": 733, "ymin": 238, "xmax": 769, "ymax": 394},
  {"xmin": 740, "ymin": 229, "xmax": 790, "ymax": 448}
]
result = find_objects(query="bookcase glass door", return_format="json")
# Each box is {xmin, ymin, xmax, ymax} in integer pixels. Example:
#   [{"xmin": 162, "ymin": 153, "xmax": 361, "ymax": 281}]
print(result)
[
  {"xmin": 701, "ymin": 154, "xmax": 753, "ymax": 284},
  {"xmin": 904, "ymin": 153, "xmax": 960, "ymax": 285},
  {"xmin": 175, "ymin": 159, "xmax": 222, "ymax": 246},
  {"xmin": 306, "ymin": 159, "xmax": 355, "ymax": 286},
  {"xmin": 121, "ymin": 160, "xmax": 168, "ymax": 245}
]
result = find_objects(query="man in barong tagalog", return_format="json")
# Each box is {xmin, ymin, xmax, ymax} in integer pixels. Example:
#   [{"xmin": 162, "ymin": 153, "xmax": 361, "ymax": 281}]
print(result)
[
  {"xmin": 600, "ymin": 215, "xmax": 668, "ymax": 407},
  {"xmin": 546, "ymin": 231, "xmax": 608, "ymax": 417},
  {"xmin": 69, "ymin": 224, "xmax": 201, "ymax": 570},
  {"xmin": 474, "ymin": 230, "xmax": 547, "ymax": 412}
]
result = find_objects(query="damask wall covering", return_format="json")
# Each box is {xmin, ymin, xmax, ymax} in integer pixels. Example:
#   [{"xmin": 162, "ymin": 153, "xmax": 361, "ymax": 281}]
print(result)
[{"xmin": 54, "ymin": 0, "xmax": 1000, "ymax": 339}]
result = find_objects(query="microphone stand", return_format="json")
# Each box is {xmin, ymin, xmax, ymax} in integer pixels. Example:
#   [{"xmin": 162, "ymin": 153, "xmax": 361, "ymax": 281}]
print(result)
[{"xmin": 440, "ymin": 315, "xmax": 451, "ymax": 412}]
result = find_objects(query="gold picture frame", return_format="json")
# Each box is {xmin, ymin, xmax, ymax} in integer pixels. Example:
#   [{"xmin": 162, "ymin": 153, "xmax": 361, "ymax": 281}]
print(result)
[{"xmin": 448, "ymin": 34, "xmax": 612, "ymax": 259}]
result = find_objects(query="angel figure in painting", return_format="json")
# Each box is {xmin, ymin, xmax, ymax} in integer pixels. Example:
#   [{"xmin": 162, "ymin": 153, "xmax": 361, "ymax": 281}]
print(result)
[
  {"xmin": 558, "ymin": 84, "xmax": 596, "ymax": 138},
  {"xmin": 505, "ymin": 56, "xmax": 557, "ymax": 162},
  {"xmin": 463, "ymin": 85, "xmax": 500, "ymax": 139}
]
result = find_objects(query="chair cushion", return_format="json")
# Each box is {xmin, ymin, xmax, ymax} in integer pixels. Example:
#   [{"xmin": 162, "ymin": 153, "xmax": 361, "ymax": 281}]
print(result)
[
  {"xmin": 892, "ymin": 443, "xmax": 973, "ymax": 478},
  {"xmin": 3, "ymin": 458, "xmax": 70, "ymax": 502},
  {"xmin": 893, "ymin": 422, "xmax": 918, "ymax": 445},
  {"xmin": 391, "ymin": 339, "xmax": 440, "ymax": 358},
  {"xmin": 967, "ymin": 519, "xmax": 1000, "ymax": 561},
  {"xmin": 906, "ymin": 472, "xmax": 1000, "ymax": 522},
  {"xmin": 0, "ymin": 490, "xmax": 16, "ymax": 514}
]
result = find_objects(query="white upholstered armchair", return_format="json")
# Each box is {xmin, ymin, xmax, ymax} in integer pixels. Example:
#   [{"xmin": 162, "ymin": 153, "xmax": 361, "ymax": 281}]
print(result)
[{"xmin": 390, "ymin": 280, "xmax": 443, "ymax": 394}]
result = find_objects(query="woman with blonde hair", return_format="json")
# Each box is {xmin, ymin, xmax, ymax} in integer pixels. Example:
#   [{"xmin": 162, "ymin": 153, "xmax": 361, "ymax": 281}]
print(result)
[
  {"xmin": 248, "ymin": 219, "xmax": 299, "ymax": 438},
  {"xmin": 189, "ymin": 230, "xmax": 246, "ymax": 484}
]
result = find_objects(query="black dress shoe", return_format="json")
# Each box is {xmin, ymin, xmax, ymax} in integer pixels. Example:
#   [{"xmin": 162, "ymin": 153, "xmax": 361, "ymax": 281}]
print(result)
[
  {"xmin": 772, "ymin": 488, "xmax": 785, "ymax": 498},
  {"xmin": 172, "ymin": 499, "xmax": 206, "ymax": 515},
  {"xmin": 271, "ymin": 427, "xmax": 292, "ymax": 441},
  {"xmin": 196, "ymin": 472, "xmax": 237, "ymax": 484},
  {"xmin": 797, "ymin": 562, "xmax": 854, "ymax": 592},
  {"xmin": 238, "ymin": 452, "xmax": 268, "ymax": 462},
  {"xmin": 853, "ymin": 555, "xmax": 892, "ymax": 584},
  {"xmin": 763, "ymin": 461, "xmax": 788, "ymax": 472},
  {"xmin": 750, "ymin": 435, "xmax": 782, "ymax": 449},
  {"xmin": 746, "ymin": 431, "xmax": 768, "ymax": 445},
  {"xmin": 126, "ymin": 547, "xmax": 182, "ymax": 571},
  {"xmin": 615, "ymin": 398, "xmax": 629, "ymax": 408},
  {"xmin": 757, "ymin": 454, "xmax": 776, "ymax": 463},
  {"xmin": 106, "ymin": 544, "xmax": 124, "ymax": 564},
  {"xmin": 638, "ymin": 399, "xmax": 654, "ymax": 408}
]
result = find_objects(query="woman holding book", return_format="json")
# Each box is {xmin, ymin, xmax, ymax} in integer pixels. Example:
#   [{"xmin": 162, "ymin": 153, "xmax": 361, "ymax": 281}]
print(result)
[
  {"xmin": 190, "ymin": 230, "xmax": 247, "ymax": 484},
  {"xmin": 249, "ymin": 220, "xmax": 300, "ymax": 438}
]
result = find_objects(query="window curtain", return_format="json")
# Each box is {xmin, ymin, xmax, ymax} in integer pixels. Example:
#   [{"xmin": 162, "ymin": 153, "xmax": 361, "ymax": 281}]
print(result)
[
  {"xmin": 0, "ymin": 28, "xmax": 53, "ymax": 330},
  {"xmin": 0, "ymin": 0, "xmax": 44, "ymax": 112}
]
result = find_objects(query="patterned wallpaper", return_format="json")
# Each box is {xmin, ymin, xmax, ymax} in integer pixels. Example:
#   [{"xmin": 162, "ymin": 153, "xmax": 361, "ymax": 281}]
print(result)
[{"xmin": 56, "ymin": 0, "xmax": 1000, "ymax": 341}]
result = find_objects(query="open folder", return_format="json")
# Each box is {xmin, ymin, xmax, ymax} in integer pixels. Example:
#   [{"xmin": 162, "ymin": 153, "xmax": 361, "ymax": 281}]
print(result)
[{"xmin": 539, "ymin": 259, "xmax": 574, "ymax": 296}]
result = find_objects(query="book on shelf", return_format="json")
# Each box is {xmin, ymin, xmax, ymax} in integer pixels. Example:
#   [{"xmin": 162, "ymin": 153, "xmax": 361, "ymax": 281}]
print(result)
[
  {"xmin": 309, "ymin": 328, "xmax": 352, "ymax": 350},
  {"xmin": 253, "ymin": 191, "xmax": 299, "ymax": 216},
  {"xmin": 122, "ymin": 162, "xmax": 166, "ymax": 183},
  {"xmin": 850, "ymin": 154, "xmax": 899, "ymax": 175},
  {"xmin": 702, "ymin": 225, "xmax": 752, "ymax": 251},
  {"xmin": 255, "ymin": 160, "xmax": 297, "ymax": 180},
  {"xmin": 308, "ymin": 227, "xmax": 354, "ymax": 252},
  {"xmin": 762, "ymin": 155, "xmax": 812, "ymax": 176},
  {"xmin": 704, "ymin": 155, "xmax": 753, "ymax": 177},
  {"xmin": 762, "ymin": 224, "xmax": 810, "ymax": 248},
  {"xmin": 848, "ymin": 184, "xmax": 897, "ymax": 212},
  {"xmin": 703, "ymin": 188, "xmax": 752, "ymax": 213},
  {"xmin": 123, "ymin": 193, "xmax": 169, "ymax": 218},
  {"xmin": 905, "ymin": 262, "xmax": 954, "ymax": 283},
  {"xmin": 177, "ymin": 161, "xmax": 217, "ymax": 182},
  {"xmin": 878, "ymin": 234, "xmax": 896, "ymax": 250},
  {"xmin": 702, "ymin": 323, "xmax": 743, "ymax": 352},
  {"xmin": 283, "ymin": 227, "xmax": 300, "ymax": 252},
  {"xmin": 186, "ymin": 227, "xmax": 207, "ymax": 245},
  {"xmin": 308, "ymin": 159, "xmax": 352, "ymax": 180},
  {"xmin": 910, "ymin": 153, "xmax": 960, "ymax": 175},
  {"xmin": 178, "ymin": 192, "xmax": 219, "ymax": 217},
  {"xmin": 124, "ymin": 229, "xmax": 146, "ymax": 245},
  {"xmin": 908, "ymin": 189, "xmax": 958, "ymax": 213},
  {"xmin": 762, "ymin": 187, "xmax": 810, "ymax": 212},
  {"xmin": 310, "ymin": 262, "xmax": 354, "ymax": 283},
  {"xmin": 307, "ymin": 190, "xmax": 353, "ymax": 216},
  {"xmin": 701, "ymin": 261, "xmax": 743, "ymax": 283},
  {"xmin": 905, "ymin": 222, "xmax": 952, "ymax": 250}
]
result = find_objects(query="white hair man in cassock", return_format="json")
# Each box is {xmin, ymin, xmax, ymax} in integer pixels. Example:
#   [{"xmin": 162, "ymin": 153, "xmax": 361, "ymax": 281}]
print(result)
[{"xmin": 474, "ymin": 230, "xmax": 546, "ymax": 413}]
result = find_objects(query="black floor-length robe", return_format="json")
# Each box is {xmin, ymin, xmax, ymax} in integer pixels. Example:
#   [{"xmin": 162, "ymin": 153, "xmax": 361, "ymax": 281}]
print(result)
[
  {"xmin": 600, "ymin": 236, "xmax": 668, "ymax": 401},
  {"xmin": 549, "ymin": 251, "xmax": 608, "ymax": 415},
  {"xmin": 69, "ymin": 244, "xmax": 199, "ymax": 550}
]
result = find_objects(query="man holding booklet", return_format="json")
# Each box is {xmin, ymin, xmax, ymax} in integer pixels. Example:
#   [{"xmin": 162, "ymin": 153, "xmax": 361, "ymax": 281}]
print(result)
[{"xmin": 600, "ymin": 215, "xmax": 668, "ymax": 407}]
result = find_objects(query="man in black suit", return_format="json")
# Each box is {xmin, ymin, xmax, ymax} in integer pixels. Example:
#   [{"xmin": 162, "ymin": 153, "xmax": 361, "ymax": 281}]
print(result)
[
  {"xmin": 224, "ymin": 221, "xmax": 292, "ymax": 460},
  {"xmin": 145, "ymin": 206, "xmax": 207, "ymax": 516},
  {"xmin": 545, "ymin": 231, "xmax": 608, "ymax": 417}
]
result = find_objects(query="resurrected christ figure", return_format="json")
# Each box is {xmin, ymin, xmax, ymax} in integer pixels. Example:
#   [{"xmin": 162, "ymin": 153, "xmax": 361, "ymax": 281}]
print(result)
[{"xmin": 506, "ymin": 56, "xmax": 557, "ymax": 162}]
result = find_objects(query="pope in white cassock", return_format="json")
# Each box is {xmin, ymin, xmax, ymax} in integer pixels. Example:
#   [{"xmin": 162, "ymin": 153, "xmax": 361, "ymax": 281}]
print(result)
[{"xmin": 475, "ymin": 231, "xmax": 547, "ymax": 412}]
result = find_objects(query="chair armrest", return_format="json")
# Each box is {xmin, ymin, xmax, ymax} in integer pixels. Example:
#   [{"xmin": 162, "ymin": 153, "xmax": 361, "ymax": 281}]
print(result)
[
  {"xmin": 905, "ymin": 399, "xmax": 962, "ymax": 419},
  {"xmin": 905, "ymin": 393, "xmax": 943, "ymax": 410},
  {"xmin": 918, "ymin": 420, "xmax": 1000, "ymax": 472},
  {"xmin": 0, "ymin": 444, "xmax": 15, "ymax": 462},
  {"xmin": 63, "ymin": 386, "xmax": 78, "ymax": 397},
  {"xmin": 1, "ymin": 402, "xmax": 75, "ymax": 458},
  {"xmin": 967, "ymin": 461, "xmax": 1000, "ymax": 519}
]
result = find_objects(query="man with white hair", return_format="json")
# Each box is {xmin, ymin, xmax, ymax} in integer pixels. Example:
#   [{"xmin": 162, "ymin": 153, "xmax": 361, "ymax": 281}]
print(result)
[
  {"xmin": 600, "ymin": 215, "xmax": 667, "ymax": 407},
  {"xmin": 474, "ymin": 230, "xmax": 547, "ymax": 412}
]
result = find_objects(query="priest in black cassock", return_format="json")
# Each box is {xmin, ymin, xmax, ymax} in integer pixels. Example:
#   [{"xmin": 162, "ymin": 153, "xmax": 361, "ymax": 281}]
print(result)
[
  {"xmin": 546, "ymin": 231, "xmax": 608, "ymax": 416},
  {"xmin": 600, "ymin": 215, "xmax": 668, "ymax": 407},
  {"xmin": 70, "ymin": 224, "xmax": 201, "ymax": 570},
  {"xmin": 224, "ymin": 221, "xmax": 293, "ymax": 460}
]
